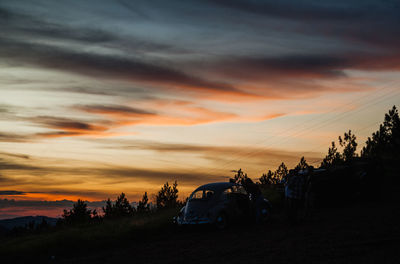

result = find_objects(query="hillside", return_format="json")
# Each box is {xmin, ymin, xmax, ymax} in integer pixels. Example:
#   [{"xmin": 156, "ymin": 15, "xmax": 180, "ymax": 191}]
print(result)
[
  {"xmin": 1, "ymin": 202, "xmax": 399, "ymax": 263},
  {"xmin": 0, "ymin": 216, "xmax": 58, "ymax": 231}
]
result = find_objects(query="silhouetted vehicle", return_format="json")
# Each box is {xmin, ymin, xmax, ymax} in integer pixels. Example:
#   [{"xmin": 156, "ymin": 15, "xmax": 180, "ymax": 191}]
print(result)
[{"xmin": 174, "ymin": 182, "xmax": 271, "ymax": 229}]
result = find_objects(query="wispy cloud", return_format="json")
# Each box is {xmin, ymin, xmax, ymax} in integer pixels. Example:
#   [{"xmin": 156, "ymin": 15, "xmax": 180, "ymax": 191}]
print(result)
[
  {"xmin": 29, "ymin": 116, "xmax": 110, "ymax": 138},
  {"xmin": 76, "ymin": 104, "xmax": 155, "ymax": 116},
  {"xmin": 0, "ymin": 37, "xmax": 255, "ymax": 99},
  {"xmin": 210, "ymin": 0, "xmax": 400, "ymax": 50},
  {"xmin": 0, "ymin": 143, "xmax": 322, "ymax": 200},
  {"xmin": 0, "ymin": 132, "xmax": 31, "ymax": 143},
  {"xmin": 0, "ymin": 190, "xmax": 26, "ymax": 195}
]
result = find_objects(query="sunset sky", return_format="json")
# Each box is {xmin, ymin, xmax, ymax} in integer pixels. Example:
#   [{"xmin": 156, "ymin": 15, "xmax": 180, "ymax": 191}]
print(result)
[{"xmin": 1, "ymin": 0, "xmax": 400, "ymax": 219}]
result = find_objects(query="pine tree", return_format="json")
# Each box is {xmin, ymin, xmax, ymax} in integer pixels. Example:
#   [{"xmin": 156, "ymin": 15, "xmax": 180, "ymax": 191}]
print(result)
[
  {"xmin": 274, "ymin": 162, "xmax": 288, "ymax": 183},
  {"xmin": 321, "ymin": 141, "xmax": 341, "ymax": 168},
  {"xmin": 339, "ymin": 130, "xmax": 358, "ymax": 162},
  {"xmin": 362, "ymin": 105, "xmax": 400, "ymax": 158},
  {"xmin": 259, "ymin": 170, "xmax": 274, "ymax": 185},
  {"xmin": 137, "ymin": 192, "xmax": 150, "ymax": 213},
  {"xmin": 295, "ymin": 156, "xmax": 310, "ymax": 171},
  {"xmin": 230, "ymin": 168, "xmax": 248, "ymax": 184},
  {"xmin": 62, "ymin": 199, "xmax": 93, "ymax": 225},
  {"xmin": 156, "ymin": 181, "xmax": 179, "ymax": 209},
  {"xmin": 102, "ymin": 193, "xmax": 134, "ymax": 219}
]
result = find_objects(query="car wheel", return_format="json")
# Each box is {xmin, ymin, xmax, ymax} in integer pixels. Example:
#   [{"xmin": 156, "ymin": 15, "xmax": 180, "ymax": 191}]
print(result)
[{"xmin": 215, "ymin": 212, "xmax": 228, "ymax": 230}]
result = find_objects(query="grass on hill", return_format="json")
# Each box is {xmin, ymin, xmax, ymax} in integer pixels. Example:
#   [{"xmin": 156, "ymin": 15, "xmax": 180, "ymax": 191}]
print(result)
[{"xmin": 0, "ymin": 208, "xmax": 179, "ymax": 260}]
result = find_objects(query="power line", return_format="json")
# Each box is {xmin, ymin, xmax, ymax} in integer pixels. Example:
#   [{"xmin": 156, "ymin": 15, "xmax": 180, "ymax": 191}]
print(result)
[{"xmin": 211, "ymin": 84, "xmax": 400, "ymax": 175}]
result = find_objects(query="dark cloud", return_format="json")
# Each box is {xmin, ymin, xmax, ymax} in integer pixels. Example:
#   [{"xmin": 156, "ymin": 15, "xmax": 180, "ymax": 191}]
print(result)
[
  {"xmin": 2, "ymin": 1, "xmax": 399, "ymax": 101},
  {"xmin": 213, "ymin": 55, "xmax": 349, "ymax": 80},
  {"xmin": 0, "ymin": 191, "xmax": 26, "ymax": 195},
  {"xmin": 27, "ymin": 110, "xmax": 155, "ymax": 138},
  {"xmin": 209, "ymin": 0, "xmax": 366, "ymax": 21},
  {"xmin": 35, "ymin": 131, "xmax": 83, "ymax": 138},
  {"xmin": 210, "ymin": 0, "xmax": 400, "ymax": 51},
  {"xmin": 44, "ymin": 120, "xmax": 97, "ymax": 131},
  {"xmin": 95, "ymin": 167, "xmax": 222, "ymax": 185},
  {"xmin": 200, "ymin": 52, "xmax": 400, "ymax": 86},
  {"xmin": 76, "ymin": 104, "xmax": 156, "ymax": 116},
  {"xmin": 0, "ymin": 132, "xmax": 31, "ymax": 143},
  {"xmin": 0, "ymin": 7, "xmax": 115, "ymax": 43},
  {"xmin": 0, "ymin": 37, "xmax": 247, "ymax": 96},
  {"xmin": 0, "ymin": 5, "xmax": 185, "ymax": 53},
  {"xmin": 0, "ymin": 106, "xmax": 9, "ymax": 113},
  {"xmin": 0, "ymin": 152, "xmax": 224, "ymax": 187},
  {"xmin": 0, "ymin": 199, "xmax": 106, "ymax": 209},
  {"xmin": 28, "ymin": 116, "xmax": 110, "ymax": 137},
  {"xmin": 100, "ymin": 139, "xmax": 322, "ymax": 168},
  {"xmin": 0, "ymin": 159, "xmax": 41, "ymax": 171},
  {"xmin": 61, "ymin": 87, "xmax": 116, "ymax": 96},
  {"xmin": 0, "ymin": 152, "xmax": 30, "ymax": 159}
]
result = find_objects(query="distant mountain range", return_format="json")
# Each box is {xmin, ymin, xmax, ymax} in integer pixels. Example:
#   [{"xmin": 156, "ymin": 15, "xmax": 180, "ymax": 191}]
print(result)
[{"xmin": 0, "ymin": 216, "xmax": 58, "ymax": 232}]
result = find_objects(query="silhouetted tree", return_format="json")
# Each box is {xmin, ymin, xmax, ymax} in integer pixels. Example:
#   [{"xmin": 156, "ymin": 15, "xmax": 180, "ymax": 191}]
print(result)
[
  {"xmin": 156, "ymin": 181, "xmax": 179, "ymax": 209},
  {"xmin": 103, "ymin": 198, "xmax": 114, "ymax": 218},
  {"xmin": 259, "ymin": 170, "xmax": 274, "ymax": 185},
  {"xmin": 103, "ymin": 192, "xmax": 134, "ymax": 219},
  {"xmin": 339, "ymin": 130, "xmax": 358, "ymax": 162},
  {"xmin": 137, "ymin": 192, "xmax": 150, "ymax": 213},
  {"xmin": 230, "ymin": 168, "xmax": 248, "ymax": 184},
  {"xmin": 274, "ymin": 162, "xmax": 288, "ymax": 183},
  {"xmin": 321, "ymin": 130, "xmax": 358, "ymax": 168},
  {"xmin": 114, "ymin": 192, "xmax": 134, "ymax": 216},
  {"xmin": 362, "ymin": 105, "xmax": 400, "ymax": 158},
  {"xmin": 295, "ymin": 156, "xmax": 310, "ymax": 171},
  {"xmin": 321, "ymin": 141, "xmax": 342, "ymax": 168},
  {"xmin": 62, "ymin": 199, "xmax": 94, "ymax": 225}
]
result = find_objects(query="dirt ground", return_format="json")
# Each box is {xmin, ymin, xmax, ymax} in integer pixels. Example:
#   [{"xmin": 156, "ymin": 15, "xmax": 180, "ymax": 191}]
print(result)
[{"xmin": 61, "ymin": 202, "xmax": 400, "ymax": 264}]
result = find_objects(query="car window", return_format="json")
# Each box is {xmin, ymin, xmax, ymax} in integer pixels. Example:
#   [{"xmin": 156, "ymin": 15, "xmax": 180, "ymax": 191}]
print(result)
[
  {"xmin": 221, "ymin": 187, "xmax": 233, "ymax": 199},
  {"xmin": 191, "ymin": 190, "xmax": 204, "ymax": 200},
  {"xmin": 190, "ymin": 189, "xmax": 214, "ymax": 200},
  {"xmin": 232, "ymin": 185, "xmax": 247, "ymax": 195},
  {"xmin": 205, "ymin": 190, "xmax": 214, "ymax": 199},
  {"xmin": 223, "ymin": 188, "xmax": 232, "ymax": 195}
]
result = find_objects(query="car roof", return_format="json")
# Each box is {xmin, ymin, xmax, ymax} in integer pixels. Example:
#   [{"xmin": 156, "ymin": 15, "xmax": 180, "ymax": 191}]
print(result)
[{"xmin": 194, "ymin": 182, "xmax": 237, "ymax": 192}]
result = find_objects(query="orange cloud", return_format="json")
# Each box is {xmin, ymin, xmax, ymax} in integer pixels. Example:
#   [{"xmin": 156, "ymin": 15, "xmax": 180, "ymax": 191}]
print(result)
[
  {"xmin": 29, "ymin": 100, "xmax": 286, "ymax": 139},
  {"xmin": 75, "ymin": 102, "xmax": 238, "ymax": 128}
]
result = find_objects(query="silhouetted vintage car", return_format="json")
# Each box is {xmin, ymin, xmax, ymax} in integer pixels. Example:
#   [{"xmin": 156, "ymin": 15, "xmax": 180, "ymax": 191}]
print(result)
[{"xmin": 174, "ymin": 182, "xmax": 271, "ymax": 229}]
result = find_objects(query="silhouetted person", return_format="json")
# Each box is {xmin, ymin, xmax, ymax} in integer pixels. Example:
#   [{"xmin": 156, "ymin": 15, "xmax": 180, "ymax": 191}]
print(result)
[
  {"xmin": 242, "ymin": 177, "xmax": 264, "ymax": 223},
  {"xmin": 283, "ymin": 170, "xmax": 294, "ymax": 216}
]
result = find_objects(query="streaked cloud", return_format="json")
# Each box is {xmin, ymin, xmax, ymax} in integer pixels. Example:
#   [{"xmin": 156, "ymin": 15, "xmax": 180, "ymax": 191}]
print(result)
[
  {"xmin": 0, "ymin": 190, "xmax": 26, "ymax": 195},
  {"xmin": 76, "ymin": 104, "xmax": 156, "ymax": 117},
  {"xmin": 0, "ymin": 132, "xmax": 31, "ymax": 143},
  {"xmin": 0, "ymin": 37, "xmax": 254, "ymax": 99},
  {"xmin": 210, "ymin": 0, "xmax": 400, "ymax": 50}
]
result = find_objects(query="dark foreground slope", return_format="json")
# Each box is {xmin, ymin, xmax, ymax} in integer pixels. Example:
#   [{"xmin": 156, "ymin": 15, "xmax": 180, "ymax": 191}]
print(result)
[
  {"xmin": 87, "ymin": 203, "xmax": 400, "ymax": 264},
  {"xmin": 2, "ymin": 202, "xmax": 399, "ymax": 264}
]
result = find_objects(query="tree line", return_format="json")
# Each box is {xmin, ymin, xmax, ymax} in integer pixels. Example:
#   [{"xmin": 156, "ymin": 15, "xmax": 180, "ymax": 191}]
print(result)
[
  {"xmin": 60, "ymin": 181, "xmax": 181, "ymax": 226},
  {"xmin": 232, "ymin": 105, "xmax": 399, "ymax": 187}
]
